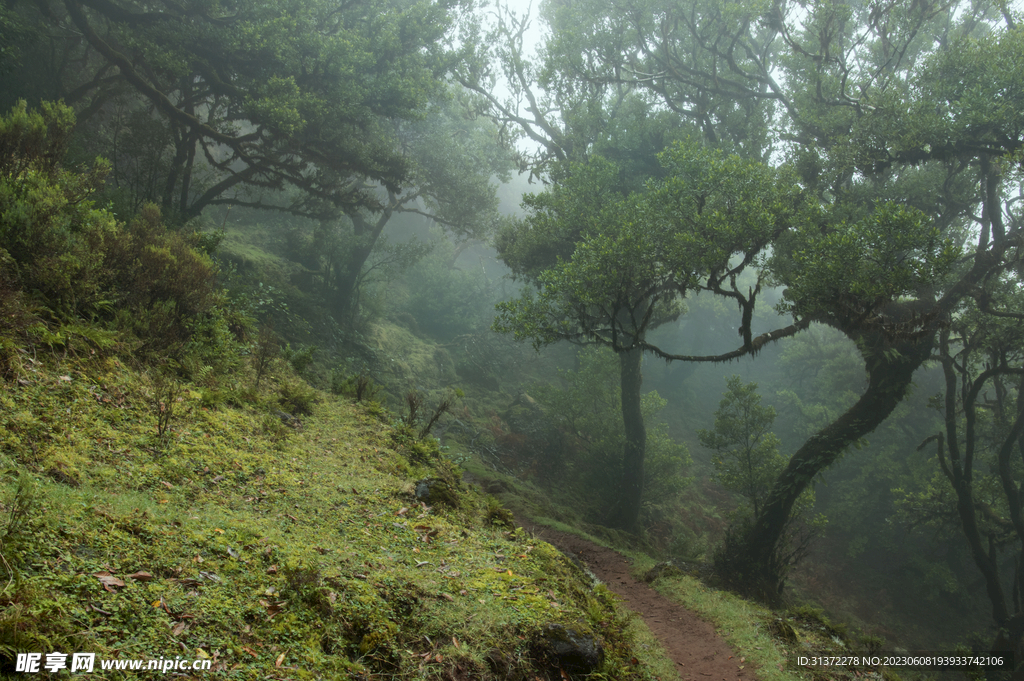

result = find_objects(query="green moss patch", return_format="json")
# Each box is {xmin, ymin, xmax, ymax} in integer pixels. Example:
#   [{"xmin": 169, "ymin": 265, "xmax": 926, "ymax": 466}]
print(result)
[{"xmin": 0, "ymin": 353, "xmax": 668, "ymax": 680}]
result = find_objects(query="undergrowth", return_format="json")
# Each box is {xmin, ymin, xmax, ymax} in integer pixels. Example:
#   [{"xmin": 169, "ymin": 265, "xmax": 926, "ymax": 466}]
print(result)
[{"xmin": 0, "ymin": 349, "xmax": 675, "ymax": 680}]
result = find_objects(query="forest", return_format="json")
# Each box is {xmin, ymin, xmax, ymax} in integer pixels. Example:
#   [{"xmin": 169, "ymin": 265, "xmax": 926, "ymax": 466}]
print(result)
[{"xmin": 2, "ymin": 0, "xmax": 1024, "ymax": 677}]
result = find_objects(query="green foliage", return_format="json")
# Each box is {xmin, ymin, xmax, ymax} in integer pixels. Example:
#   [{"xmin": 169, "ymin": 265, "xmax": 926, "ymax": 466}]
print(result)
[
  {"xmin": 0, "ymin": 100, "xmax": 117, "ymax": 320},
  {"xmin": 0, "ymin": 102, "xmax": 236, "ymax": 374},
  {"xmin": 0, "ymin": 348, "xmax": 668, "ymax": 680},
  {"xmin": 10, "ymin": 0, "xmax": 473, "ymax": 221},
  {"xmin": 281, "ymin": 343, "xmax": 318, "ymax": 375},
  {"xmin": 277, "ymin": 377, "xmax": 320, "ymax": 417},
  {"xmin": 150, "ymin": 371, "xmax": 184, "ymax": 441},
  {"xmin": 104, "ymin": 203, "xmax": 222, "ymax": 358},
  {"xmin": 250, "ymin": 325, "xmax": 280, "ymax": 389},
  {"xmin": 331, "ymin": 371, "xmax": 383, "ymax": 403},
  {"xmin": 771, "ymin": 201, "xmax": 961, "ymax": 325},
  {"xmin": 532, "ymin": 347, "xmax": 692, "ymax": 523},
  {"xmin": 699, "ymin": 376, "xmax": 785, "ymax": 520},
  {"xmin": 400, "ymin": 237, "xmax": 500, "ymax": 339}
]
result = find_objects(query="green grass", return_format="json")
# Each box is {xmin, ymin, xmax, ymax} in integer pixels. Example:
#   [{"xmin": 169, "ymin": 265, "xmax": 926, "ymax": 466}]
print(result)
[{"xmin": 0, "ymin": 347, "xmax": 677, "ymax": 680}]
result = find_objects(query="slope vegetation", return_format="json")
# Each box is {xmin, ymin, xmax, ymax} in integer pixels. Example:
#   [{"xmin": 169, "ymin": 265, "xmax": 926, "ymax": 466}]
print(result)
[{"xmin": 0, "ymin": 352, "xmax": 672, "ymax": 680}]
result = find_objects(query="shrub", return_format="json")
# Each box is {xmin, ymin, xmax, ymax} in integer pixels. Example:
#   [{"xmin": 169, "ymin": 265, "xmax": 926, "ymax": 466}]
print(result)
[
  {"xmin": 277, "ymin": 378, "xmax": 319, "ymax": 416},
  {"xmin": 0, "ymin": 100, "xmax": 117, "ymax": 320},
  {"xmin": 104, "ymin": 203, "xmax": 219, "ymax": 357}
]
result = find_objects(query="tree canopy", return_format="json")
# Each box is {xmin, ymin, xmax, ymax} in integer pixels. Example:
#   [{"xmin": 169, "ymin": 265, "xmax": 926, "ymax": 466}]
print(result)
[{"xmin": 2, "ymin": 0, "xmax": 473, "ymax": 221}]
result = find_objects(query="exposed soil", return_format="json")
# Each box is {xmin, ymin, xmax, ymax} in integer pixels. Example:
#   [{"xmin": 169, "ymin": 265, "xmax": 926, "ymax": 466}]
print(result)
[{"xmin": 523, "ymin": 521, "xmax": 756, "ymax": 681}]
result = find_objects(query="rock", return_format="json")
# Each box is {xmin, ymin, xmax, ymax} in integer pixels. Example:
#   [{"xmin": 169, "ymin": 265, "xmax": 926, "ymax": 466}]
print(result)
[
  {"xmin": 642, "ymin": 561, "xmax": 683, "ymax": 583},
  {"xmin": 272, "ymin": 409, "xmax": 301, "ymax": 428},
  {"xmin": 414, "ymin": 478, "xmax": 459, "ymax": 508},
  {"xmin": 766, "ymin": 618, "xmax": 798, "ymax": 644},
  {"xmin": 538, "ymin": 623, "xmax": 603, "ymax": 675},
  {"xmin": 484, "ymin": 648, "xmax": 508, "ymax": 674}
]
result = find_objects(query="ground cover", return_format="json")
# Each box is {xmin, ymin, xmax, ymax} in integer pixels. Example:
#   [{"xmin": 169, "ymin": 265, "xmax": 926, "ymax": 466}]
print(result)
[{"xmin": 0, "ymin": 349, "xmax": 675, "ymax": 680}]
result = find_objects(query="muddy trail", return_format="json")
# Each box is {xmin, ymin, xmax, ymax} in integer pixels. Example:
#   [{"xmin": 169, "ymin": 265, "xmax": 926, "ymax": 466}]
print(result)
[{"xmin": 523, "ymin": 521, "xmax": 756, "ymax": 681}]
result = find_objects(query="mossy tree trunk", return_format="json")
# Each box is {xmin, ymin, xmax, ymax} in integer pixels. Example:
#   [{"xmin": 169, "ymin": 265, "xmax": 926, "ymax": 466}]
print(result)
[
  {"xmin": 716, "ymin": 327, "xmax": 935, "ymax": 602},
  {"xmin": 609, "ymin": 346, "xmax": 646, "ymax": 531}
]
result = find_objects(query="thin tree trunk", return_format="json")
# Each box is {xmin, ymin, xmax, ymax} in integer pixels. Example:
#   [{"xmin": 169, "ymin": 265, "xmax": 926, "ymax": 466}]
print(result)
[
  {"xmin": 609, "ymin": 346, "xmax": 646, "ymax": 531},
  {"xmin": 332, "ymin": 205, "xmax": 393, "ymax": 323}
]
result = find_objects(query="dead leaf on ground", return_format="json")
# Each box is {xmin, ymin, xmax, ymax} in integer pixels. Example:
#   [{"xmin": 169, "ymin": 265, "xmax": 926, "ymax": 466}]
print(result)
[{"xmin": 93, "ymin": 571, "xmax": 125, "ymax": 592}]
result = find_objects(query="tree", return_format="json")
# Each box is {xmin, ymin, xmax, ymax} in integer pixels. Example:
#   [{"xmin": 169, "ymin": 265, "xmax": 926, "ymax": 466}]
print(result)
[
  {"xmin": 532, "ymin": 346, "xmax": 691, "ymax": 525},
  {"xmin": 516, "ymin": 0, "xmax": 1024, "ymax": 599},
  {"xmin": 908, "ymin": 277, "xmax": 1024, "ymax": 661},
  {"xmin": 278, "ymin": 91, "xmax": 513, "ymax": 323},
  {"xmin": 699, "ymin": 376, "xmax": 785, "ymax": 522},
  {"xmin": 1, "ymin": 0, "xmax": 470, "ymax": 222},
  {"xmin": 494, "ymin": 142, "xmax": 803, "ymax": 530}
]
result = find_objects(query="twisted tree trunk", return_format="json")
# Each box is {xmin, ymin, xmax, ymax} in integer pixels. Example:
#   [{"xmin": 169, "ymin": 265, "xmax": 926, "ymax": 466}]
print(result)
[{"xmin": 717, "ymin": 327, "xmax": 935, "ymax": 602}]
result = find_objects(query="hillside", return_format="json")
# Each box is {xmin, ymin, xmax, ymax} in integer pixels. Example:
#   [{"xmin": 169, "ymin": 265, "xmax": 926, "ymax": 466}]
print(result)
[{"xmin": 0, "ymin": 351, "xmax": 681, "ymax": 679}]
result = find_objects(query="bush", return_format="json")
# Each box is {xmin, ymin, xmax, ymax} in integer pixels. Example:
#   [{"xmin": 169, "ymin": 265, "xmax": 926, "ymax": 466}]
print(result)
[
  {"xmin": 0, "ymin": 100, "xmax": 117, "ymax": 320},
  {"xmin": 0, "ymin": 101, "xmax": 230, "ymax": 369},
  {"xmin": 104, "ymin": 203, "xmax": 220, "ymax": 357},
  {"xmin": 277, "ymin": 378, "xmax": 320, "ymax": 416}
]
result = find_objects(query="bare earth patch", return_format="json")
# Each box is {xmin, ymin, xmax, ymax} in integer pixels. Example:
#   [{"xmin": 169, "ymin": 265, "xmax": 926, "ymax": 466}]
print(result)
[{"xmin": 525, "ymin": 522, "xmax": 757, "ymax": 681}]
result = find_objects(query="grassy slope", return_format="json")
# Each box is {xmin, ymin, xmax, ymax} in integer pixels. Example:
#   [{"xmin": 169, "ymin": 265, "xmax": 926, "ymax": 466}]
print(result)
[{"xmin": 0, "ymin": 350, "xmax": 676, "ymax": 680}]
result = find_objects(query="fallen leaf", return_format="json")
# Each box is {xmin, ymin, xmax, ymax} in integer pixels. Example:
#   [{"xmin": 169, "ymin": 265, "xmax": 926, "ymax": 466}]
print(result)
[
  {"xmin": 241, "ymin": 647, "xmax": 257, "ymax": 658},
  {"xmin": 275, "ymin": 653, "xmax": 285, "ymax": 668},
  {"xmin": 171, "ymin": 622, "xmax": 187, "ymax": 637},
  {"xmin": 160, "ymin": 480, "xmax": 173, "ymax": 489},
  {"xmin": 266, "ymin": 564, "xmax": 278, "ymax": 574},
  {"xmin": 440, "ymin": 593, "xmax": 453, "ymax": 601},
  {"xmin": 93, "ymin": 572, "xmax": 125, "ymax": 592},
  {"xmin": 434, "ymin": 654, "xmax": 442, "ymax": 663},
  {"xmin": 213, "ymin": 528, "xmax": 224, "ymax": 534},
  {"xmin": 128, "ymin": 570, "xmax": 154, "ymax": 582},
  {"xmin": 452, "ymin": 637, "xmax": 459, "ymax": 648},
  {"xmin": 397, "ymin": 507, "xmax": 408, "ymax": 516}
]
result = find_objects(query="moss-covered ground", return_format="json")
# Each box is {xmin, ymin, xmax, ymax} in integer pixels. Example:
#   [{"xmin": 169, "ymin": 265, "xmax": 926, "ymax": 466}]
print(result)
[{"xmin": 0, "ymin": 350, "xmax": 675, "ymax": 680}]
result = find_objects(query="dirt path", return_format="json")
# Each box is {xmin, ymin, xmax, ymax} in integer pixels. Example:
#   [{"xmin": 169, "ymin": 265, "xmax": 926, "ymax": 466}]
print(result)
[{"xmin": 523, "ymin": 522, "xmax": 756, "ymax": 681}]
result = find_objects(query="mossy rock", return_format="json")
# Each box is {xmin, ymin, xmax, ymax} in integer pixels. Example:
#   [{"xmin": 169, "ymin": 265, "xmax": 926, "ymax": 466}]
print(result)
[
  {"xmin": 415, "ymin": 478, "xmax": 459, "ymax": 508},
  {"xmin": 766, "ymin": 618, "xmax": 798, "ymax": 644},
  {"xmin": 536, "ymin": 623, "xmax": 603, "ymax": 675},
  {"xmin": 642, "ymin": 561, "xmax": 683, "ymax": 583}
]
